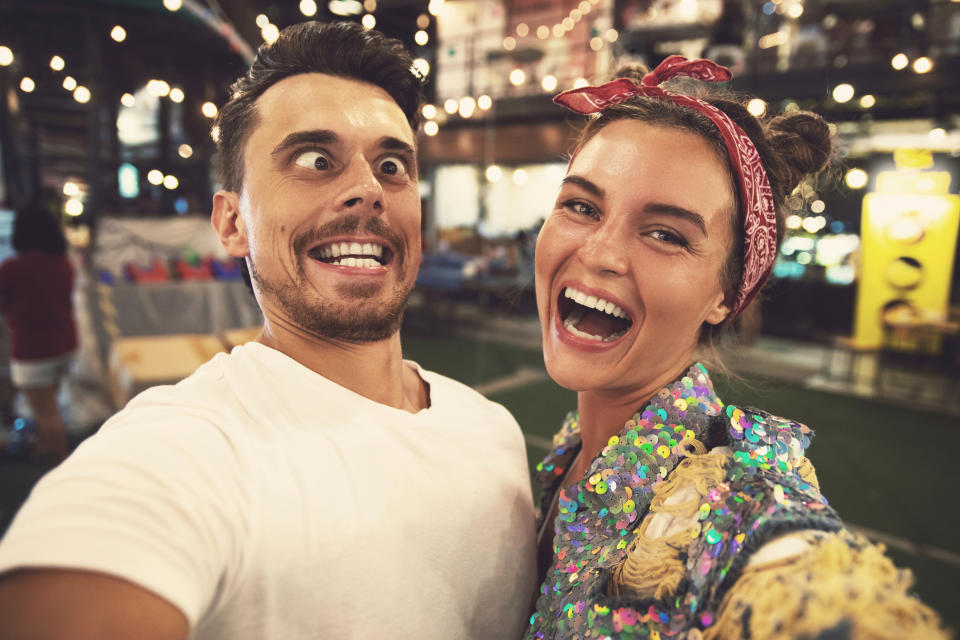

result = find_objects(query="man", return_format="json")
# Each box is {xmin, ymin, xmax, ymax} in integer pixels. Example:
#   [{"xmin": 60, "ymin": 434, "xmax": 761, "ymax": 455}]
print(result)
[{"xmin": 0, "ymin": 21, "xmax": 536, "ymax": 639}]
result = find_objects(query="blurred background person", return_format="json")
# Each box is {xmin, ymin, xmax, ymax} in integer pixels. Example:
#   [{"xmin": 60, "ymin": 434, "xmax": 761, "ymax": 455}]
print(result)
[{"xmin": 0, "ymin": 203, "xmax": 77, "ymax": 463}]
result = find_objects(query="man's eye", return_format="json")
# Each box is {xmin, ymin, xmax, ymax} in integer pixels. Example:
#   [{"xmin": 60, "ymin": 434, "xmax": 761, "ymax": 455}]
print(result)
[
  {"xmin": 294, "ymin": 151, "xmax": 330, "ymax": 171},
  {"xmin": 379, "ymin": 156, "xmax": 408, "ymax": 178}
]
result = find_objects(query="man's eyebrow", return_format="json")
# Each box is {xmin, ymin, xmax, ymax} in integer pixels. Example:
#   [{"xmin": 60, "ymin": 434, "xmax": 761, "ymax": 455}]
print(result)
[
  {"xmin": 378, "ymin": 136, "xmax": 416, "ymax": 158},
  {"xmin": 271, "ymin": 130, "xmax": 339, "ymax": 156},
  {"xmin": 564, "ymin": 174, "xmax": 707, "ymax": 235}
]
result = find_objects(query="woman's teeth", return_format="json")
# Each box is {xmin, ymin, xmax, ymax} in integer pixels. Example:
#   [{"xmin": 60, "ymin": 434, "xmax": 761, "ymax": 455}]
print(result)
[{"xmin": 563, "ymin": 287, "xmax": 628, "ymax": 319}]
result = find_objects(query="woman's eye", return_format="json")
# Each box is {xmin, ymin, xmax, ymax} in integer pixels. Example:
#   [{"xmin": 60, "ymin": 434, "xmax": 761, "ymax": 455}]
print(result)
[
  {"xmin": 378, "ymin": 156, "xmax": 408, "ymax": 178},
  {"xmin": 650, "ymin": 229, "xmax": 688, "ymax": 247},
  {"xmin": 293, "ymin": 151, "xmax": 330, "ymax": 171},
  {"xmin": 562, "ymin": 200, "xmax": 598, "ymax": 219}
]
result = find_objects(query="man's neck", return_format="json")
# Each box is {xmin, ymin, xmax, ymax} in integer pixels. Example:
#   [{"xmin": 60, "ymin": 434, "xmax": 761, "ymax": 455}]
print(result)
[{"xmin": 255, "ymin": 320, "xmax": 428, "ymax": 413}]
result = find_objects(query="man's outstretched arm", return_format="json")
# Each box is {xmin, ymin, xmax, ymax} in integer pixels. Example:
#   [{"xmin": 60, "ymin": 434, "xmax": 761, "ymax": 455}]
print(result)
[{"xmin": 0, "ymin": 568, "xmax": 188, "ymax": 640}]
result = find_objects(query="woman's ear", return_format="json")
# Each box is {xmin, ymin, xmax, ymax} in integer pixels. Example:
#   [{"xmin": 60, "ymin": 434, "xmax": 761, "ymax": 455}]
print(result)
[
  {"xmin": 211, "ymin": 191, "xmax": 249, "ymax": 258},
  {"xmin": 704, "ymin": 289, "xmax": 731, "ymax": 326}
]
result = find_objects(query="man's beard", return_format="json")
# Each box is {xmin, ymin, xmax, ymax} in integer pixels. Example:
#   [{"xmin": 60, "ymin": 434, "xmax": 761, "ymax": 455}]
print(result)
[{"xmin": 251, "ymin": 215, "xmax": 415, "ymax": 342}]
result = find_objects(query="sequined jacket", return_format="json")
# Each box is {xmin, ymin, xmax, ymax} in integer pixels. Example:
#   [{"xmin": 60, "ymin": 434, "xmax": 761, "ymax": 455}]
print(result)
[{"xmin": 525, "ymin": 363, "xmax": 945, "ymax": 640}]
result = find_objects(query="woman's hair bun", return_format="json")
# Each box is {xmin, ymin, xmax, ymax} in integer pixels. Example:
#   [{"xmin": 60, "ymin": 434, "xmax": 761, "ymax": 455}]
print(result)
[
  {"xmin": 613, "ymin": 63, "xmax": 649, "ymax": 85},
  {"xmin": 764, "ymin": 111, "xmax": 833, "ymax": 190}
]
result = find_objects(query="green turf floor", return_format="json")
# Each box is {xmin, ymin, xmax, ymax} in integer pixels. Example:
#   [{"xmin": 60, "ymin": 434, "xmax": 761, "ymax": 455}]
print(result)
[{"xmin": 402, "ymin": 330, "xmax": 960, "ymax": 632}]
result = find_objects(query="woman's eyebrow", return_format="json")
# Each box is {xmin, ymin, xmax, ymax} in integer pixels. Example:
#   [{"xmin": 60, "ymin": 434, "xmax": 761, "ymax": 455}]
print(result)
[
  {"xmin": 562, "ymin": 175, "xmax": 604, "ymax": 198},
  {"xmin": 564, "ymin": 174, "xmax": 708, "ymax": 236},
  {"xmin": 642, "ymin": 203, "xmax": 707, "ymax": 236}
]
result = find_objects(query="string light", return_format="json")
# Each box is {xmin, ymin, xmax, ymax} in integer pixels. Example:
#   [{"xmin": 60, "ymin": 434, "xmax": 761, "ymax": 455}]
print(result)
[
  {"xmin": 62, "ymin": 76, "xmax": 77, "ymax": 91},
  {"xmin": 73, "ymin": 86, "xmax": 91, "ymax": 103},
  {"xmin": 19, "ymin": 77, "xmax": 35, "ymax": 92},
  {"xmin": 361, "ymin": 14, "xmax": 376, "ymax": 29},
  {"xmin": 552, "ymin": 24, "xmax": 564, "ymax": 38},
  {"xmin": 262, "ymin": 24, "xmax": 280, "ymax": 43},
  {"xmin": 503, "ymin": 36, "xmax": 516, "ymax": 50},
  {"xmin": 477, "ymin": 95, "xmax": 492, "ymax": 110},
  {"xmin": 512, "ymin": 169, "xmax": 528, "ymax": 185},
  {"xmin": 163, "ymin": 0, "xmax": 182, "ymax": 11},
  {"xmin": 536, "ymin": 25, "xmax": 549, "ymax": 39},
  {"xmin": 201, "ymin": 102, "xmax": 218, "ymax": 118},
  {"xmin": 300, "ymin": 0, "xmax": 318, "ymax": 17},
  {"xmin": 929, "ymin": 128, "xmax": 946, "ymax": 142},
  {"xmin": 810, "ymin": 199, "xmax": 826, "ymax": 213},
  {"xmin": 423, "ymin": 121, "xmax": 439, "ymax": 136},
  {"xmin": 427, "ymin": 0, "xmax": 444, "ymax": 17},
  {"xmin": 363, "ymin": 0, "xmax": 376, "ymax": 11},
  {"xmin": 572, "ymin": 77, "xmax": 589, "ymax": 88},
  {"xmin": 178, "ymin": 144, "xmax": 193, "ymax": 158},
  {"xmin": 605, "ymin": 28, "xmax": 619, "ymax": 42},
  {"xmin": 747, "ymin": 98, "xmax": 767, "ymax": 117},
  {"xmin": 416, "ymin": 13, "xmax": 430, "ymax": 29},
  {"xmin": 891, "ymin": 53, "xmax": 908, "ymax": 70},
  {"xmin": 63, "ymin": 182, "xmax": 80, "ymax": 197},
  {"xmin": 541, "ymin": 75, "xmax": 558, "ymax": 92},
  {"xmin": 421, "ymin": 104, "xmax": 437, "ymax": 119},
  {"xmin": 589, "ymin": 37, "xmax": 603, "ymax": 51},
  {"xmin": 120, "ymin": 92, "xmax": 135, "ymax": 107},
  {"xmin": 255, "ymin": 14, "xmax": 270, "ymax": 28},
  {"xmin": 169, "ymin": 88, "xmax": 185, "ymax": 103},
  {"xmin": 562, "ymin": 17, "xmax": 574, "ymax": 30},
  {"xmin": 509, "ymin": 69, "xmax": 526, "ymax": 86},
  {"xmin": 787, "ymin": 3, "xmax": 803, "ymax": 18},
  {"xmin": 458, "ymin": 96, "xmax": 476, "ymax": 118},
  {"xmin": 411, "ymin": 58, "xmax": 429, "ymax": 77},
  {"xmin": 147, "ymin": 79, "xmax": 170, "ymax": 97},
  {"xmin": 571, "ymin": 10, "xmax": 582, "ymax": 22},
  {"xmin": 65, "ymin": 199, "xmax": 84, "ymax": 216},
  {"xmin": 831, "ymin": 83, "xmax": 854, "ymax": 103},
  {"xmin": 859, "ymin": 94, "xmax": 875, "ymax": 108},
  {"xmin": 485, "ymin": 165, "xmax": 502, "ymax": 182},
  {"xmin": 845, "ymin": 168, "xmax": 868, "ymax": 189},
  {"xmin": 163, "ymin": 175, "xmax": 179, "ymax": 190},
  {"xmin": 50, "ymin": 55, "xmax": 65, "ymax": 70},
  {"xmin": 912, "ymin": 56, "xmax": 932, "ymax": 73},
  {"xmin": 443, "ymin": 98, "xmax": 458, "ymax": 114},
  {"xmin": 415, "ymin": 30, "xmax": 429, "ymax": 45},
  {"xmin": 0, "ymin": 46, "xmax": 14, "ymax": 66},
  {"xmin": 516, "ymin": 23, "xmax": 529, "ymax": 37},
  {"xmin": 579, "ymin": 1, "xmax": 591, "ymax": 13},
  {"xmin": 110, "ymin": 25, "xmax": 126, "ymax": 42}
]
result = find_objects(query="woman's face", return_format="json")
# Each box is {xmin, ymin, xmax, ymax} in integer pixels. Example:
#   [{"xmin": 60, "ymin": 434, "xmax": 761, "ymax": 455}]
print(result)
[{"xmin": 535, "ymin": 119, "xmax": 735, "ymax": 394}]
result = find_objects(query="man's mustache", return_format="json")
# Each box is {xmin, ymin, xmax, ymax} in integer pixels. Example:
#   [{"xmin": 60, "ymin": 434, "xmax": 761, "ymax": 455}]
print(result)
[{"xmin": 292, "ymin": 214, "xmax": 407, "ymax": 268}]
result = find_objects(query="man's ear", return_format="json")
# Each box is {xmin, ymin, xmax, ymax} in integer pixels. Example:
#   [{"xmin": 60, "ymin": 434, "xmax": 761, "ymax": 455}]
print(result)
[
  {"xmin": 704, "ymin": 289, "xmax": 731, "ymax": 326},
  {"xmin": 211, "ymin": 191, "xmax": 249, "ymax": 258}
]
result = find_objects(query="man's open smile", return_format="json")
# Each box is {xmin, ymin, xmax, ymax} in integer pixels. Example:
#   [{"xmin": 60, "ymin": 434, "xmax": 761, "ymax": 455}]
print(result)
[{"xmin": 307, "ymin": 240, "xmax": 394, "ymax": 269}]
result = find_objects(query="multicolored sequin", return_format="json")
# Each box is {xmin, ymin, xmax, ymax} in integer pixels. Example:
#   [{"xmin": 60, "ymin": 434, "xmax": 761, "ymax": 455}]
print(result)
[{"xmin": 527, "ymin": 363, "xmax": 843, "ymax": 639}]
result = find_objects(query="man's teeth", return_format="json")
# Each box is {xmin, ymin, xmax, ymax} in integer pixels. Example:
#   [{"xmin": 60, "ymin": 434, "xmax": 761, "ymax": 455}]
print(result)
[
  {"xmin": 563, "ymin": 287, "xmax": 628, "ymax": 319},
  {"xmin": 314, "ymin": 242, "xmax": 385, "ymax": 267},
  {"xmin": 330, "ymin": 257, "xmax": 381, "ymax": 268}
]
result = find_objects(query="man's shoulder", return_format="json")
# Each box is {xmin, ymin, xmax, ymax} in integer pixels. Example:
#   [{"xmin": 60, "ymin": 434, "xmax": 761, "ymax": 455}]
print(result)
[{"xmin": 416, "ymin": 365, "xmax": 519, "ymax": 423}]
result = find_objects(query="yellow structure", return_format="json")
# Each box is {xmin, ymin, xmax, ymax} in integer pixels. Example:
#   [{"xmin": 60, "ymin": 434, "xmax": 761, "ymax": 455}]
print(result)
[{"xmin": 852, "ymin": 157, "xmax": 960, "ymax": 349}]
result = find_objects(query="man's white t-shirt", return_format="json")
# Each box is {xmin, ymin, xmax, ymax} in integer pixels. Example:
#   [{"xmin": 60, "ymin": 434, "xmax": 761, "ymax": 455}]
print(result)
[{"xmin": 0, "ymin": 342, "xmax": 537, "ymax": 639}]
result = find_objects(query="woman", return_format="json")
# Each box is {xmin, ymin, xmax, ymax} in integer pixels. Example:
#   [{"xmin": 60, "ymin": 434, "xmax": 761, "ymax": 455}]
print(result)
[
  {"xmin": 527, "ymin": 57, "xmax": 945, "ymax": 639},
  {"xmin": 0, "ymin": 203, "xmax": 77, "ymax": 463}
]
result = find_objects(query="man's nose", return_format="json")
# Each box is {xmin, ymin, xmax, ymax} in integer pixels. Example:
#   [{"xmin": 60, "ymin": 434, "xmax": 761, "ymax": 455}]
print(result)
[{"xmin": 334, "ymin": 157, "xmax": 385, "ymax": 213}]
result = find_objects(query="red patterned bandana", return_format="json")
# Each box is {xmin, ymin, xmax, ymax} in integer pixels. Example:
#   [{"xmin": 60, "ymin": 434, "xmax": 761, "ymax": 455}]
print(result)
[{"xmin": 553, "ymin": 55, "xmax": 777, "ymax": 318}]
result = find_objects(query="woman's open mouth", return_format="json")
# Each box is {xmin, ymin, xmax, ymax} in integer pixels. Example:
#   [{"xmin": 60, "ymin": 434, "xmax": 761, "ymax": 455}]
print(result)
[
  {"xmin": 557, "ymin": 286, "xmax": 633, "ymax": 342},
  {"xmin": 307, "ymin": 241, "xmax": 394, "ymax": 269}
]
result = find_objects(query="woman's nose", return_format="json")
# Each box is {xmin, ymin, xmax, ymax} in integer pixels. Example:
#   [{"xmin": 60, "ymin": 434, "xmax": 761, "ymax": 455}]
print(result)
[{"xmin": 579, "ymin": 222, "xmax": 629, "ymax": 276}]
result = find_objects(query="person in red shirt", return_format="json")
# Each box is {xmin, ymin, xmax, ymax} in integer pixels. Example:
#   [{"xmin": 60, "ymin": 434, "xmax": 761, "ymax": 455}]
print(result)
[{"xmin": 0, "ymin": 203, "xmax": 77, "ymax": 463}]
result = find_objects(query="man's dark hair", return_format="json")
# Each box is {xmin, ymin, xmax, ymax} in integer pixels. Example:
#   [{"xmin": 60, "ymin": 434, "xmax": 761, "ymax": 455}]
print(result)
[
  {"xmin": 13, "ymin": 203, "xmax": 67, "ymax": 255},
  {"xmin": 213, "ymin": 20, "xmax": 425, "ymax": 193}
]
